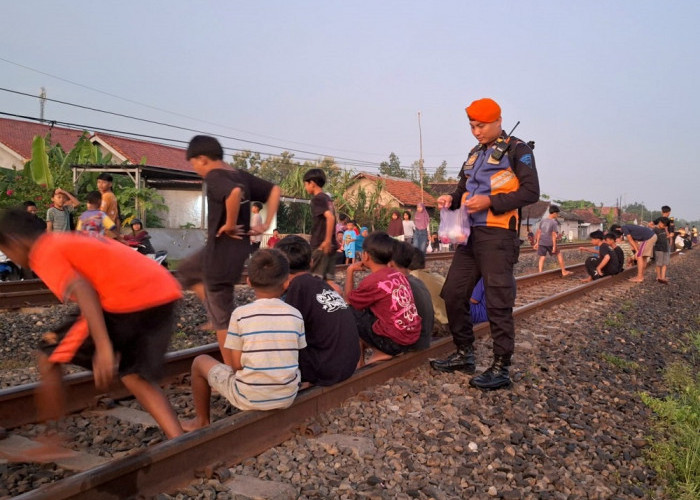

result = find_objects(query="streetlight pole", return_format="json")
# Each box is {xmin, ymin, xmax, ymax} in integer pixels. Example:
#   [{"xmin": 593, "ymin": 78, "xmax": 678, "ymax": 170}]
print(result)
[{"xmin": 418, "ymin": 112, "xmax": 424, "ymax": 204}]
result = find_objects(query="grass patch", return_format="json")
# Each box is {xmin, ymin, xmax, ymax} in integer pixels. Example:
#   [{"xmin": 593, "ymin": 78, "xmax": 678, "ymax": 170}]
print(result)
[
  {"xmin": 604, "ymin": 312, "xmax": 625, "ymax": 329},
  {"xmin": 640, "ymin": 335, "xmax": 700, "ymax": 499},
  {"xmin": 601, "ymin": 353, "xmax": 639, "ymax": 372},
  {"xmin": 629, "ymin": 328, "xmax": 643, "ymax": 338}
]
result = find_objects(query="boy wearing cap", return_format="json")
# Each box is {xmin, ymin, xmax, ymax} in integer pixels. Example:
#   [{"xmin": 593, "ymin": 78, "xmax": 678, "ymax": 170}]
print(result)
[
  {"xmin": 431, "ymin": 98, "xmax": 540, "ymax": 390},
  {"xmin": 581, "ymin": 230, "xmax": 618, "ymax": 282},
  {"xmin": 534, "ymin": 205, "xmax": 573, "ymax": 276}
]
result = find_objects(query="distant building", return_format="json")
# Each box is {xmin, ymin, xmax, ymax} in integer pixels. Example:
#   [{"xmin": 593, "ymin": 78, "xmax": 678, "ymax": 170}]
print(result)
[{"xmin": 344, "ymin": 172, "xmax": 437, "ymax": 211}]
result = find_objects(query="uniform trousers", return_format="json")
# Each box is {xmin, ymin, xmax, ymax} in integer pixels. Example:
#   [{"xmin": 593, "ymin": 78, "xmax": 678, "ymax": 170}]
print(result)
[{"xmin": 440, "ymin": 227, "xmax": 519, "ymax": 356}]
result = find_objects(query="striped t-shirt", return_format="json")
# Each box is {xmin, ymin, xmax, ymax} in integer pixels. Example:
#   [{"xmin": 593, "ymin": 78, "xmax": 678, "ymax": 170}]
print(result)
[{"xmin": 225, "ymin": 298, "xmax": 306, "ymax": 410}]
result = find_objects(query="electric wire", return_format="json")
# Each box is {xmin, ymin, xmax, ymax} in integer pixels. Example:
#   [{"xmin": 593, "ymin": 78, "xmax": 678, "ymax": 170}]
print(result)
[{"xmin": 0, "ymin": 87, "xmax": 384, "ymax": 168}]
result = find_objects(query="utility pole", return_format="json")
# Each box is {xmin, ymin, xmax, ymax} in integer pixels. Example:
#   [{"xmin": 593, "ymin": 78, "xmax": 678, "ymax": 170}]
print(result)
[
  {"xmin": 418, "ymin": 112, "xmax": 424, "ymax": 204},
  {"xmin": 39, "ymin": 87, "xmax": 47, "ymax": 123}
]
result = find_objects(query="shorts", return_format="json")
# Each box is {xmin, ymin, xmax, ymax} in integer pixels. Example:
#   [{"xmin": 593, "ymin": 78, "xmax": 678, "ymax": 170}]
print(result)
[
  {"xmin": 177, "ymin": 248, "xmax": 237, "ymax": 330},
  {"xmin": 536, "ymin": 245, "xmax": 557, "ymax": 257},
  {"xmin": 351, "ymin": 307, "xmax": 409, "ymax": 356},
  {"xmin": 310, "ymin": 249, "xmax": 337, "ymax": 280},
  {"xmin": 207, "ymin": 363, "xmax": 257, "ymax": 411},
  {"xmin": 39, "ymin": 301, "xmax": 178, "ymax": 383},
  {"xmin": 654, "ymin": 250, "xmax": 670, "ymax": 266},
  {"xmin": 637, "ymin": 234, "xmax": 657, "ymax": 259}
]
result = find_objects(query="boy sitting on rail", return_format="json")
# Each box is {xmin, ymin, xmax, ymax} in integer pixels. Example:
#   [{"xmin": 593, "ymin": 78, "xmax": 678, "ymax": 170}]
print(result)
[
  {"xmin": 0, "ymin": 208, "xmax": 185, "ymax": 443},
  {"xmin": 604, "ymin": 232, "xmax": 625, "ymax": 275},
  {"xmin": 275, "ymin": 235, "xmax": 360, "ymax": 387},
  {"xmin": 581, "ymin": 230, "xmax": 619, "ymax": 282},
  {"xmin": 344, "ymin": 231, "xmax": 421, "ymax": 366},
  {"xmin": 389, "ymin": 240, "xmax": 434, "ymax": 351},
  {"xmin": 182, "ymin": 249, "xmax": 306, "ymax": 431}
]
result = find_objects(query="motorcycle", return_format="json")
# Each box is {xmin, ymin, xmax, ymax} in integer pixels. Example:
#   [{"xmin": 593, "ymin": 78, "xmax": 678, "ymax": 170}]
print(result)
[
  {"xmin": 125, "ymin": 238, "xmax": 169, "ymax": 268},
  {"xmin": 0, "ymin": 250, "xmax": 23, "ymax": 281}
]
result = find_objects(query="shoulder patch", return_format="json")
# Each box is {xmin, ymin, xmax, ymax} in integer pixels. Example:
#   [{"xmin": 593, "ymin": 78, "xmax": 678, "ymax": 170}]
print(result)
[{"xmin": 519, "ymin": 154, "xmax": 533, "ymax": 166}]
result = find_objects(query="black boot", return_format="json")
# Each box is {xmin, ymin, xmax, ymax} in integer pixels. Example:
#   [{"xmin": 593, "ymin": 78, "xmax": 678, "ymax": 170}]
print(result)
[
  {"xmin": 469, "ymin": 354, "xmax": 511, "ymax": 390},
  {"xmin": 430, "ymin": 346, "xmax": 476, "ymax": 373}
]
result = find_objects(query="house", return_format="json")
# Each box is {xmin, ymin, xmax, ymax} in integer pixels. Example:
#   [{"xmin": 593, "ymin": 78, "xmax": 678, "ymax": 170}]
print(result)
[
  {"xmin": 0, "ymin": 117, "xmax": 203, "ymax": 228},
  {"xmin": 0, "ymin": 118, "xmax": 85, "ymax": 171},
  {"xmin": 570, "ymin": 208, "xmax": 604, "ymax": 238},
  {"xmin": 344, "ymin": 172, "xmax": 437, "ymax": 211}
]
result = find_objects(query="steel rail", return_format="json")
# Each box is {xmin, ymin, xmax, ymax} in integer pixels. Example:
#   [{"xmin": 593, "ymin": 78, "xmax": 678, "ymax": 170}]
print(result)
[
  {"xmin": 12, "ymin": 260, "xmax": 640, "ymax": 500},
  {"xmin": 0, "ymin": 246, "xmax": 584, "ymax": 309},
  {"xmin": 0, "ymin": 262, "xmax": 588, "ymax": 430}
]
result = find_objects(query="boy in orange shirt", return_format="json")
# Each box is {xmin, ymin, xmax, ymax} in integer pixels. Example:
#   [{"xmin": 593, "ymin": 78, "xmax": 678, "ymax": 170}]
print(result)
[{"xmin": 0, "ymin": 208, "xmax": 185, "ymax": 443}]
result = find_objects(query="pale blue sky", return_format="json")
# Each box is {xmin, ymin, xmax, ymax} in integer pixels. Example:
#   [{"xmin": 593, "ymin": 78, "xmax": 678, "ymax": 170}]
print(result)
[{"xmin": 2, "ymin": 1, "xmax": 698, "ymax": 220}]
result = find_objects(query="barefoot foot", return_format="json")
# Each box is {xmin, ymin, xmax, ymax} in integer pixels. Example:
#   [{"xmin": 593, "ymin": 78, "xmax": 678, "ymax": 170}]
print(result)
[{"xmin": 180, "ymin": 418, "xmax": 208, "ymax": 432}]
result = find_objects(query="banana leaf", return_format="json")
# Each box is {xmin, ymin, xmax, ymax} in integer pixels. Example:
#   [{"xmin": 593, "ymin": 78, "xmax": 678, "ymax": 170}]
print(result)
[{"xmin": 29, "ymin": 135, "xmax": 53, "ymax": 188}]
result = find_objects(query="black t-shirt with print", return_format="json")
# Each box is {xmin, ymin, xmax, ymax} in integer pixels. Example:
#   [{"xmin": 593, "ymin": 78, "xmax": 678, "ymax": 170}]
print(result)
[
  {"xmin": 284, "ymin": 273, "xmax": 359, "ymax": 385},
  {"xmin": 204, "ymin": 168, "xmax": 274, "ymax": 282}
]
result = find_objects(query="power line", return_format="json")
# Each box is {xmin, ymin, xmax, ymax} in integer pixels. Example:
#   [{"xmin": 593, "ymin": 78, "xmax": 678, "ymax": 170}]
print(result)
[
  {"xmin": 0, "ymin": 87, "xmax": 383, "ymax": 168},
  {"xmin": 0, "ymin": 57, "xmax": 388, "ymax": 157},
  {"xmin": 0, "ymin": 111, "xmax": 387, "ymax": 172}
]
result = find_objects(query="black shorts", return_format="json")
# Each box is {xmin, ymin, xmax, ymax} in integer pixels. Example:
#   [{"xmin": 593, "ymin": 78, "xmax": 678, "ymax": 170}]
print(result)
[
  {"xmin": 351, "ymin": 307, "xmax": 409, "ymax": 356},
  {"xmin": 39, "ymin": 301, "xmax": 178, "ymax": 383},
  {"xmin": 536, "ymin": 245, "xmax": 557, "ymax": 257}
]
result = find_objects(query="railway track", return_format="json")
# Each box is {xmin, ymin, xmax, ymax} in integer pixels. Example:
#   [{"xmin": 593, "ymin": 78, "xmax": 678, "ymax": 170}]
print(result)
[
  {"xmin": 0, "ymin": 244, "xmax": 582, "ymax": 309},
  {"xmin": 1, "ymin": 255, "xmax": 643, "ymax": 499}
]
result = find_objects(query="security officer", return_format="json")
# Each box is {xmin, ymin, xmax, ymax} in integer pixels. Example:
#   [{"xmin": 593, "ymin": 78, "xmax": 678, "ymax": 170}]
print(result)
[{"xmin": 430, "ymin": 98, "xmax": 540, "ymax": 390}]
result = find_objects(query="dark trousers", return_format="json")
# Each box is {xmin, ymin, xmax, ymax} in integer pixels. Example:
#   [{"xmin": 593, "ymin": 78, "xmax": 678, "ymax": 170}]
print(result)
[
  {"xmin": 440, "ymin": 227, "xmax": 519, "ymax": 356},
  {"xmin": 585, "ymin": 256, "xmax": 603, "ymax": 279}
]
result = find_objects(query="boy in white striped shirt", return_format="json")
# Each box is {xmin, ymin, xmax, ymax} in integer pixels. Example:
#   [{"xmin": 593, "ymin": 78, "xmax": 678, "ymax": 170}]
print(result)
[{"xmin": 182, "ymin": 249, "xmax": 306, "ymax": 430}]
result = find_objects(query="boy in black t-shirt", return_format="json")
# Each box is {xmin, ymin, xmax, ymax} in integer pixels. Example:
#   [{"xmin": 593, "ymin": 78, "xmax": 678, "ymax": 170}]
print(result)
[
  {"xmin": 582, "ymin": 230, "xmax": 618, "ymax": 282},
  {"xmin": 179, "ymin": 135, "xmax": 281, "ymax": 366},
  {"xmin": 275, "ymin": 235, "xmax": 360, "ymax": 386},
  {"xmin": 303, "ymin": 168, "xmax": 338, "ymax": 281},
  {"xmin": 604, "ymin": 233, "xmax": 624, "ymax": 275}
]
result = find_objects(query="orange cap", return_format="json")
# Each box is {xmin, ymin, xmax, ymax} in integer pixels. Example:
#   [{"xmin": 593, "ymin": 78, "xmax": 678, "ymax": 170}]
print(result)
[{"xmin": 465, "ymin": 98, "xmax": 501, "ymax": 123}]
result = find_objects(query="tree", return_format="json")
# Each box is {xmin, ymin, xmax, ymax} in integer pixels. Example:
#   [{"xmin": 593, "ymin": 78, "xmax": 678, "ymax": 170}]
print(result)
[
  {"xmin": 379, "ymin": 153, "xmax": 406, "ymax": 178},
  {"xmin": 429, "ymin": 161, "xmax": 449, "ymax": 183}
]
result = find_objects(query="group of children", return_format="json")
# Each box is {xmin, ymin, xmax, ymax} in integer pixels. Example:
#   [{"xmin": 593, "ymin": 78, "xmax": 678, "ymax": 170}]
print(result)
[{"xmin": 0, "ymin": 135, "xmax": 448, "ymax": 449}]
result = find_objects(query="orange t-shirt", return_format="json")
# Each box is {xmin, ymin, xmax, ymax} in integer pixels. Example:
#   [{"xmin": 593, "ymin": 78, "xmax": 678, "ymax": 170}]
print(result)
[
  {"xmin": 30, "ymin": 232, "xmax": 182, "ymax": 313},
  {"xmin": 99, "ymin": 191, "xmax": 120, "ymax": 229}
]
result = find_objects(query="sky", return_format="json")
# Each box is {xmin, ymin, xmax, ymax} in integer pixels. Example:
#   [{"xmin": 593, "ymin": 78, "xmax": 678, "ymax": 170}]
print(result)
[{"xmin": 1, "ymin": 1, "xmax": 699, "ymax": 221}]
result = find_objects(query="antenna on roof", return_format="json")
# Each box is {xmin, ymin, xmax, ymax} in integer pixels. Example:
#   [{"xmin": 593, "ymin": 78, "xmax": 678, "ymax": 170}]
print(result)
[{"xmin": 39, "ymin": 87, "xmax": 47, "ymax": 123}]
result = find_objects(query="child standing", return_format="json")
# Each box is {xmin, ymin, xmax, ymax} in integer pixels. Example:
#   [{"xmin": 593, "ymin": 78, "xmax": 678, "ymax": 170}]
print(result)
[
  {"xmin": 276, "ymin": 235, "xmax": 360, "ymax": 386},
  {"xmin": 303, "ymin": 168, "xmax": 338, "ymax": 281},
  {"xmin": 0, "ymin": 209, "xmax": 184, "ymax": 440},
  {"xmin": 534, "ymin": 205, "xmax": 573, "ymax": 276},
  {"xmin": 76, "ymin": 191, "xmax": 118, "ymax": 238},
  {"xmin": 387, "ymin": 211, "xmax": 404, "ymax": 240},
  {"xmin": 178, "ymin": 135, "xmax": 280, "ymax": 368},
  {"xmin": 46, "ymin": 188, "xmax": 80, "ymax": 232},
  {"xmin": 343, "ymin": 221, "xmax": 357, "ymax": 264},
  {"xmin": 97, "ymin": 173, "xmax": 121, "ymax": 232},
  {"xmin": 355, "ymin": 226, "xmax": 368, "ymax": 261},
  {"xmin": 345, "ymin": 231, "xmax": 420, "ymax": 366},
  {"xmin": 402, "ymin": 211, "xmax": 415, "ymax": 245},
  {"xmin": 653, "ymin": 217, "xmax": 670, "ymax": 284},
  {"xmin": 182, "ymin": 249, "xmax": 306, "ymax": 430},
  {"xmin": 250, "ymin": 202, "xmax": 263, "ymax": 251}
]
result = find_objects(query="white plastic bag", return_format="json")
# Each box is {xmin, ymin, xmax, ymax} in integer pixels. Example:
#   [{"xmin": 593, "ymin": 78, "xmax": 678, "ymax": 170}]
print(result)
[{"xmin": 438, "ymin": 207, "xmax": 470, "ymax": 245}]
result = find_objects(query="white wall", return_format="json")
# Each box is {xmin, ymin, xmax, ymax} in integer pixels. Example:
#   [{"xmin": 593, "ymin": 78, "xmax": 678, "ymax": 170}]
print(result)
[{"xmin": 155, "ymin": 189, "xmax": 203, "ymax": 228}]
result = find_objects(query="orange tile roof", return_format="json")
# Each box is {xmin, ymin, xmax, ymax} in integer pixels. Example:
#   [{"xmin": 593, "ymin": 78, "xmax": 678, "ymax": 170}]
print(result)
[
  {"xmin": 355, "ymin": 172, "xmax": 437, "ymax": 208},
  {"xmin": 92, "ymin": 133, "xmax": 193, "ymax": 173},
  {"xmin": 0, "ymin": 117, "xmax": 86, "ymax": 161}
]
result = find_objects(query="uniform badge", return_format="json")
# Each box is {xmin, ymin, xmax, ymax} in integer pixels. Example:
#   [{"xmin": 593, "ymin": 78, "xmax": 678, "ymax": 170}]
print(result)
[{"xmin": 462, "ymin": 153, "xmax": 478, "ymax": 171}]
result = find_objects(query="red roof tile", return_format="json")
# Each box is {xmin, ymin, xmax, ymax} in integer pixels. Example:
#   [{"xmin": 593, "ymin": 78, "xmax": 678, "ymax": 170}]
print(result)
[
  {"xmin": 428, "ymin": 182, "xmax": 459, "ymax": 197},
  {"xmin": 572, "ymin": 208, "xmax": 603, "ymax": 223},
  {"xmin": 354, "ymin": 172, "xmax": 437, "ymax": 208},
  {"xmin": 92, "ymin": 133, "xmax": 193, "ymax": 173},
  {"xmin": 0, "ymin": 117, "xmax": 86, "ymax": 161}
]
